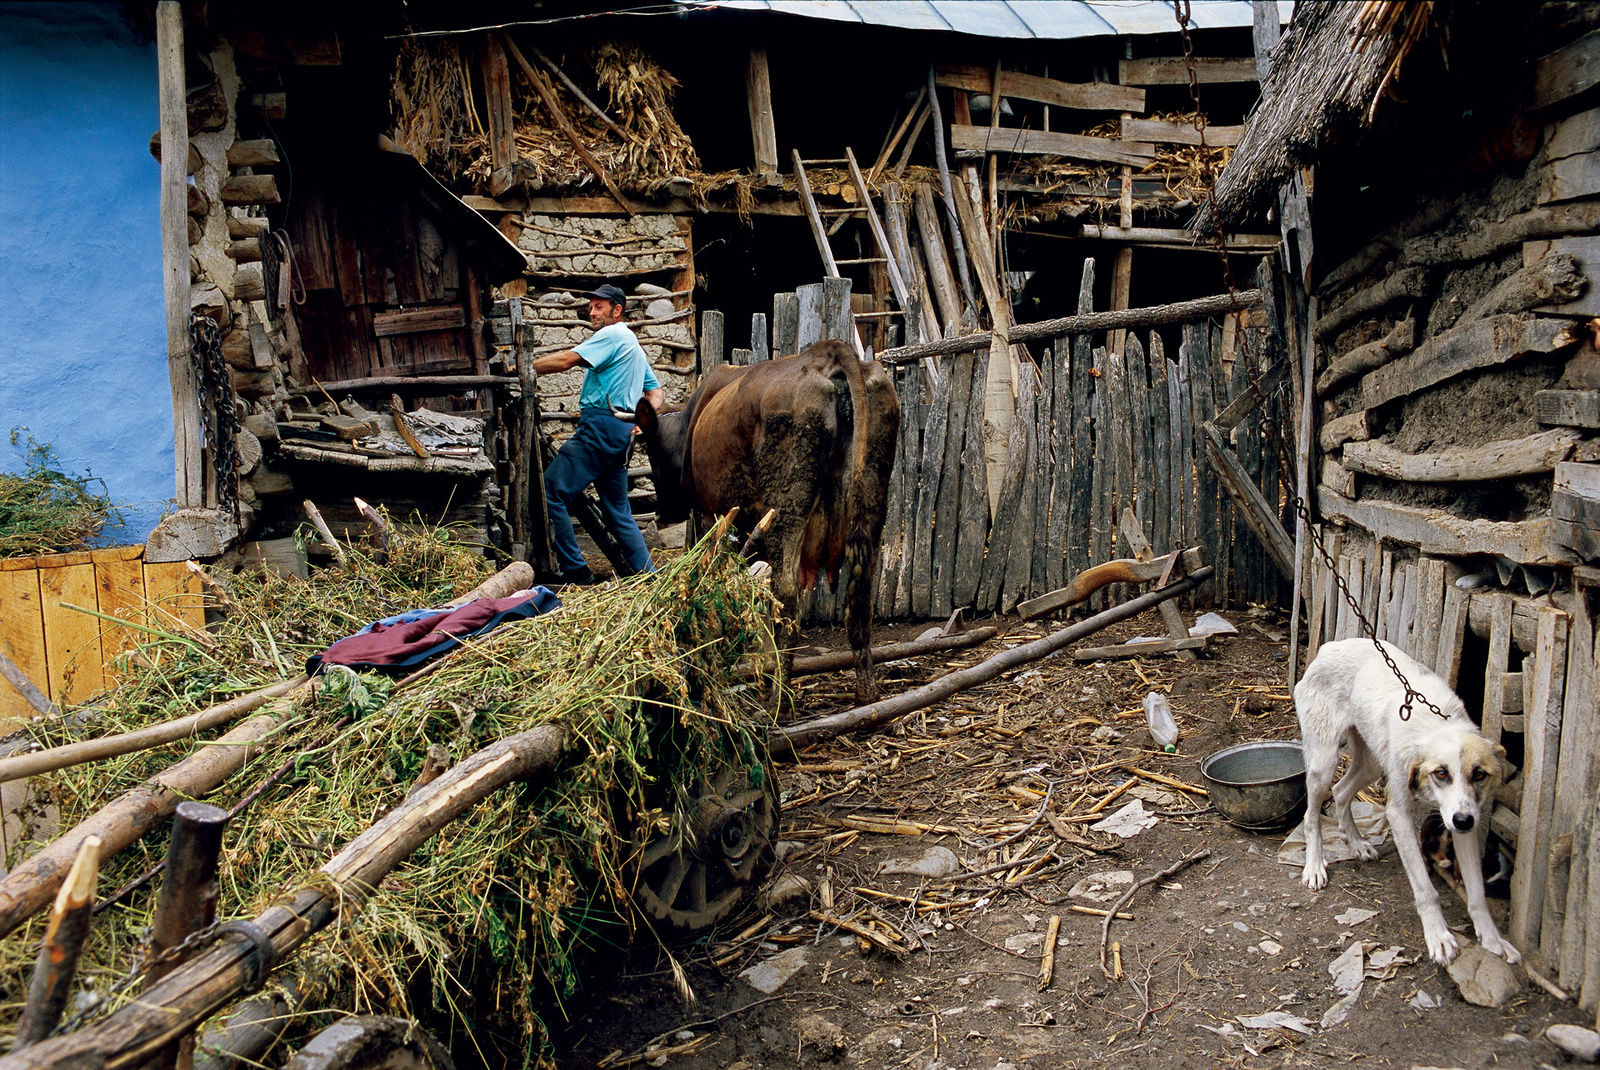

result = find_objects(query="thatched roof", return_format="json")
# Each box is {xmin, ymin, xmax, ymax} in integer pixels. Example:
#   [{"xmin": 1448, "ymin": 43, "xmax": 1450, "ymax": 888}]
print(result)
[{"xmin": 1194, "ymin": 0, "xmax": 1434, "ymax": 232}]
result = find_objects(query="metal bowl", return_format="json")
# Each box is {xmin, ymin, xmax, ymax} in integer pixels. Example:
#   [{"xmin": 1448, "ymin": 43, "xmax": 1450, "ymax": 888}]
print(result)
[{"xmin": 1200, "ymin": 740, "xmax": 1308, "ymax": 831}]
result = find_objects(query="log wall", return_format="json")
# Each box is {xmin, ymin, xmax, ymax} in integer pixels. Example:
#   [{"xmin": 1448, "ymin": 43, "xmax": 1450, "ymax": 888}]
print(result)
[{"xmin": 1302, "ymin": 81, "xmax": 1600, "ymax": 993}]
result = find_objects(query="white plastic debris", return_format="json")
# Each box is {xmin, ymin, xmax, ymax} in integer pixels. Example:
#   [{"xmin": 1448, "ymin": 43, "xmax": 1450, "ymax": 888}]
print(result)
[
  {"xmin": 1237, "ymin": 1011, "xmax": 1314, "ymax": 1034},
  {"xmin": 1190, "ymin": 612, "xmax": 1239, "ymax": 637},
  {"xmin": 1090, "ymin": 799, "xmax": 1159, "ymax": 838}
]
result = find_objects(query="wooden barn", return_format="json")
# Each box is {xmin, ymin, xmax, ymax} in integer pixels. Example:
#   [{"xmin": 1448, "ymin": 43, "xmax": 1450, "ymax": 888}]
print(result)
[
  {"xmin": 130, "ymin": 0, "xmax": 1301, "ymax": 588},
  {"xmin": 1206, "ymin": 0, "xmax": 1600, "ymax": 1012}
]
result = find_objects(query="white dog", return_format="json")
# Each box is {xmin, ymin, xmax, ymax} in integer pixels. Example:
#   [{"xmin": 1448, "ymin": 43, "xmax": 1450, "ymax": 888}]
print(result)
[{"xmin": 1296, "ymin": 638, "xmax": 1518, "ymax": 966}]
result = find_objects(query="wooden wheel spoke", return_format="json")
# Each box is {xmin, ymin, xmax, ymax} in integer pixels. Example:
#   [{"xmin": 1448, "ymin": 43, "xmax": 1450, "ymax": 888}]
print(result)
[
  {"xmin": 655, "ymin": 852, "xmax": 690, "ymax": 908},
  {"xmin": 640, "ymin": 835, "xmax": 676, "ymax": 870},
  {"xmin": 687, "ymin": 862, "xmax": 709, "ymax": 912}
]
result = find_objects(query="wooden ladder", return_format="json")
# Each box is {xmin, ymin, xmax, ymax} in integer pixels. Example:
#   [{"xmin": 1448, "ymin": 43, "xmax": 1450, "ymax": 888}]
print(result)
[{"xmin": 791, "ymin": 148, "xmax": 919, "ymax": 348}]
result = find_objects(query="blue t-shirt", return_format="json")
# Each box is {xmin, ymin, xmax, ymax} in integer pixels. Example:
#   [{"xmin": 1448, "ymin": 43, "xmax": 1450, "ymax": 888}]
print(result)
[{"xmin": 574, "ymin": 322, "xmax": 660, "ymax": 410}]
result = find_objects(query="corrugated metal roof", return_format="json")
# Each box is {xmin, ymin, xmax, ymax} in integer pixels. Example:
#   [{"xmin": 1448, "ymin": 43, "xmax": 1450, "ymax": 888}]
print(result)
[{"xmin": 679, "ymin": 1, "xmax": 1291, "ymax": 40}]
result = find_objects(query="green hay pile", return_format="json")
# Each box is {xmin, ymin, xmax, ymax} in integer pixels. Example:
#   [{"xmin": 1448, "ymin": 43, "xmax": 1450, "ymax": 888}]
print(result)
[
  {"xmin": 0, "ymin": 433, "xmax": 122, "ymax": 558},
  {"xmin": 0, "ymin": 524, "xmax": 778, "ymax": 1066}
]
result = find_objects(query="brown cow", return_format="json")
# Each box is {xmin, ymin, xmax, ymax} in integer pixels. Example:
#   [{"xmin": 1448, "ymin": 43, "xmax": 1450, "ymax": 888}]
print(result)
[{"xmin": 635, "ymin": 340, "xmax": 900, "ymax": 702}]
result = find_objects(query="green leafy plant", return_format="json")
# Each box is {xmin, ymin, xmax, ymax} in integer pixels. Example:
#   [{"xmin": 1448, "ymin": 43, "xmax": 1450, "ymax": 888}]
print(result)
[{"xmin": 0, "ymin": 430, "xmax": 124, "ymax": 557}]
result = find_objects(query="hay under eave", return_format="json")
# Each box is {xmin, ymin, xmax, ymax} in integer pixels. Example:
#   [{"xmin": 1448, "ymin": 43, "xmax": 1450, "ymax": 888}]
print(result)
[{"xmin": 1196, "ymin": 0, "xmax": 1434, "ymax": 233}]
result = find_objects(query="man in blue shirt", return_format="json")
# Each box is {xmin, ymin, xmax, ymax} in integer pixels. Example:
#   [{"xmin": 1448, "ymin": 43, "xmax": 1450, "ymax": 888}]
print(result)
[{"xmin": 528, "ymin": 284, "xmax": 665, "ymax": 582}]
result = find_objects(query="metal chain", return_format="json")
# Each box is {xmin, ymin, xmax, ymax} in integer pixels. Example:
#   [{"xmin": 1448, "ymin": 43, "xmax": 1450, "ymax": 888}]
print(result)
[
  {"xmin": 1171, "ymin": 3, "xmax": 1445, "ymax": 722},
  {"xmin": 54, "ymin": 919, "xmax": 226, "ymax": 1036},
  {"xmin": 190, "ymin": 314, "xmax": 241, "ymax": 524}
]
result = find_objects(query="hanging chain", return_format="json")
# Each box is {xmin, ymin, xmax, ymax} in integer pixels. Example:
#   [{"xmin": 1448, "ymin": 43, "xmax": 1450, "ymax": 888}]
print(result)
[
  {"xmin": 190, "ymin": 314, "xmax": 241, "ymax": 524},
  {"xmin": 1172, "ymin": 3, "xmax": 1444, "ymax": 721},
  {"xmin": 54, "ymin": 919, "xmax": 226, "ymax": 1036}
]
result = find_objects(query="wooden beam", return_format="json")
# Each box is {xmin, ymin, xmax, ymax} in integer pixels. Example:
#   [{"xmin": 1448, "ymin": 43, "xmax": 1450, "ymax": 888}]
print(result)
[
  {"xmin": 950, "ymin": 125, "xmax": 1155, "ymax": 168},
  {"xmin": 1072, "ymin": 636, "xmax": 1208, "ymax": 660},
  {"xmin": 747, "ymin": 46, "xmax": 779, "ymax": 177},
  {"xmin": 935, "ymin": 65, "xmax": 1145, "ymax": 112},
  {"xmin": 1359, "ymin": 313, "xmax": 1581, "ymax": 410},
  {"xmin": 1319, "ymin": 485, "xmax": 1575, "ymax": 564},
  {"xmin": 1119, "ymin": 57, "xmax": 1259, "ymax": 85},
  {"xmin": 372, "ymin": 307, "xmax": 467, "ymax": 338},
  {"xmin": 288, "ymin": 374, "xmax": 515, "ymax": 395},
  {"xmin": 1079, "ymin": 224, "xmax": 1279, "ymax": 250},
  {"xmin": 481, "ymin": 33, "xmax": 518, "ymax": 198},
  {"xmin": 1534, "ymin": 28, "xmax": 1600, "ymax": 110},
  {"xmin": 157, "ymin": 2, "xmax": 202, "ymax": 509},
  {"xmin": 1119, "ymin": 117, "xmax": 1243, "ymax": 147},
  {"xmin": 1202, "ymin": 422, "xmax": 1295, "ymax": 580},
  {"xmin": 1340, "ymin": 428, "xmax": 1581, "ymax": 482},
  {"xmin": 879, "ymin": 289, "xmax": 1262, "ymax": 364},
  {"xmin": 1538, "ymin": 388, "xmax": 1600, "ymax": 428}
]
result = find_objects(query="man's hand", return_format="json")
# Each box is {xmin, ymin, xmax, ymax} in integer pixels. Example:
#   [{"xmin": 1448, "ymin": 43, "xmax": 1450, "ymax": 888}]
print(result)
[{"xmin": 529, "ymin": 350, "xmax": 583, "ymax": 375}]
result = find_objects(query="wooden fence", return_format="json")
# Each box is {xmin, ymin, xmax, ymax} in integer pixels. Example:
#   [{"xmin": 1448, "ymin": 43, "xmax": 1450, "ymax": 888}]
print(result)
[
  {"xmin": 0, "ymin": 547, "xmax": 205, "ymax": 720},
  {"xmin": 699, "ymin": 261, "xmax": 1293, "ymax": 623}
]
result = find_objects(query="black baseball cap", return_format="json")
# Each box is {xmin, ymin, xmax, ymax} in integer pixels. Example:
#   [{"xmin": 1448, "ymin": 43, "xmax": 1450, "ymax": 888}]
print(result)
[{"xmin": 580, "ymin": 284, "xmax": 627, "ymax": 306}]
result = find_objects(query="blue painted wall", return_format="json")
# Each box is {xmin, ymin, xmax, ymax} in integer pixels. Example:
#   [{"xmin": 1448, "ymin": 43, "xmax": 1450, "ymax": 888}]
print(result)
[{"xmin": 0, "ymin": 3, "xmax": 168, "ymax": 546}]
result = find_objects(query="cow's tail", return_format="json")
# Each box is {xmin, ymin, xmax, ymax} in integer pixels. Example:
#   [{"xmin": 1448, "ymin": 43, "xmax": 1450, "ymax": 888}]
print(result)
[{"xmin": 837, "ymin": 343, "xmax": 877, "ymax": 702}]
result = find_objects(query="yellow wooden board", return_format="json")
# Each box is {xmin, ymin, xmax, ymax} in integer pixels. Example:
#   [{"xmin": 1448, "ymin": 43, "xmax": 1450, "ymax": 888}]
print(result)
[
  {"xmin": 0, "ymin": 570, "xmax": 48, "ymax": 719},
  {"xmin": 95, "ymin": 551, "xmax": 149, "ymax": 673},
  {"xmin": 143, "ymin": 560, "xmax": 205, "ymax": 633},
  {"xmin": 38, "ymin": 561, "xmax": 103, "ymax": 703}
]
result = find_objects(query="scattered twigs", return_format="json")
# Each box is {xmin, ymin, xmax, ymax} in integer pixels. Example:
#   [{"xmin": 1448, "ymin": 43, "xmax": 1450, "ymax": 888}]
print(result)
[
  {"xmin": 0, "ymin": 680, "xmax": 307, "ymax": 785},
  {"xmin": 782, "ymin": 627, "xmax": 999, "ymax": 679},
  {"xmin": 1100, "ymin": 848, "xmax": 1211, "ymax": 977},
  {"xmin": 771, "ymin": 566, "xmax": 1214, "ymax": 753},
  {"xmin": 808, "ymin": 909, "xmax": 908, "ymax": 957},
  {"xmin": 301, "ymin": 500, "xmax": 347, "ymax": 566},
  {"xmin": 1526, "ymin": 961, "xmax": 1573, "ymax": 1002},
  {"xmin": 12, "ymin": 836, "xmax": 100, "ymax": 1050},
  {"xmin": 1037, "ymin": 915, "xmax": 1061, "ymax": 991},
  {"xmin": 989, "ymin": 780, "xmax": 1055, "ymax": 850},
  {"xmin": 0, "ymin": 647, "xmax": 58, "ymax": 719},
  {"xmin": 1120, "ymin": 766, "xmax": 1209, "ymax": 797},
  {"xmin": 940, "ymin": 847, "xmax": 1061, "ymax": 883}
]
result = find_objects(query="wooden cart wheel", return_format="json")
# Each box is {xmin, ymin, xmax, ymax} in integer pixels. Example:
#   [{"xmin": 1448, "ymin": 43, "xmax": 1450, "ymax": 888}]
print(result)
[
  {"xmin": 632, "ymin": 762, "xmax": 779, "ymax": 935},
  {"xmin": 285, "ymin": 1015, "xmax": 453, "ymax": 1070}
]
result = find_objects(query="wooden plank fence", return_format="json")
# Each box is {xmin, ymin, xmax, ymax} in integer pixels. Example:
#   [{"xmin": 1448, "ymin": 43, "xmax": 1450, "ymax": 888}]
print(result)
[
  {"xmin": 0, "ymin": 547, "xmax": 205, "ymax": 719},
  {"xmin": 696, "ymin": 262, "xmax": 1291, "ymax": 624}
]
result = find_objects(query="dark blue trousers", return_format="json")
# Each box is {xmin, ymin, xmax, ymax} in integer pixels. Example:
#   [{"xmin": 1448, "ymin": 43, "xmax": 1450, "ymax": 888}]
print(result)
[{"xmin": 544, "ymin": 408, "xmax": 653, "ymax": 575}]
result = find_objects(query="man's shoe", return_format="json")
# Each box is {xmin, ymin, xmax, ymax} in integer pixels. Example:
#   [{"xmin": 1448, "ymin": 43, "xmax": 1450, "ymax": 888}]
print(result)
[{"xmin": 555, "ymin": 566, "xmax": 596, "ymax": 587}]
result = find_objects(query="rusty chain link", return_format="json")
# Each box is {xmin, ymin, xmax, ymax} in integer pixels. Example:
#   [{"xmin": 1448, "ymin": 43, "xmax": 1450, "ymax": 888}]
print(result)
[{"xmin": 1172, "ymin": 3, "xmax": 1445, "ymax": 721}]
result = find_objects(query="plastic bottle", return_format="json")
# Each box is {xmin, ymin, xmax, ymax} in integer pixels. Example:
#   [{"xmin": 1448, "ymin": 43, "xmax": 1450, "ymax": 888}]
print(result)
[{"xmin": 1143, "ymin": 692, "xmax": 1178, "ymax": 753}]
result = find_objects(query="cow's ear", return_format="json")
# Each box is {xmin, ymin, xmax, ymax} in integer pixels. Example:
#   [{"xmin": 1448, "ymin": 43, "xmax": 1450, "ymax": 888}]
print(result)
[{"xmin": 635, "ymin": 398, "xmax": 656, "ymax": 433}]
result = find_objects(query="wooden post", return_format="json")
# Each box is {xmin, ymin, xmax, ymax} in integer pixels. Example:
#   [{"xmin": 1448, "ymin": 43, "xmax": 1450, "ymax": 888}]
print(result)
[
  {"xmin": 157, "ymin": 2, "xmax": 202, "ymax": 509},
  {"xmin": 772, "ymin": 293, "xmax": 799, "ymax": 358},
  {"xmin": 147, "ymin": 802, "xmax": 229, "ymax": 986},
  {"xmin": 700, "ymin": 310, "xmax": 726, "ymax": 373},
  {"xmin": 797, "ymin": 282, "xmax": 825, "ymax": 351},
  {"xmin": 482, "ymin": 35, "xmax": 517, "ymax": 197},
  {"xmin": 145, "ymin": 803, "xmax": 228, "ymax": 1070},
  {"xmin": 747, "ymin": 47, "xmax": 779, "ymax": 178},
  {"xmin": 12, "ymin": 837, "xmax": 100, "ymax": 1050},
  {"xmin": 750, "ymin": 312, "xmax": 769, "ymax": 364}
]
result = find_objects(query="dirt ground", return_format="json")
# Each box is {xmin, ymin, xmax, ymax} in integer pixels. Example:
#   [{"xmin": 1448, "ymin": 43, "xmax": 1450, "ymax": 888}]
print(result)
[{"xmin": 545, "ymin": 607, "xmax": 1590, "ymax": 1070}]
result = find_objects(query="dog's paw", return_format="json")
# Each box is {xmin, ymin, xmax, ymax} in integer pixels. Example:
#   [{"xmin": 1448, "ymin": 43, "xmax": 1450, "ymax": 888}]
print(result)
[
  {"xmin": 1350, "ymin": 837, "xmax": 1380, "ymax": 862},
  {"xmin": 1425, "ymin": 924, "xmax": 1460, "ymax": 966},
  {"xmin": 1301, "ymin": 860, "xmax": 1328, "ymax": 891},
  {"xmin": 1479, "ymin": 930, "xmax": 1522, "ymax": 964}
]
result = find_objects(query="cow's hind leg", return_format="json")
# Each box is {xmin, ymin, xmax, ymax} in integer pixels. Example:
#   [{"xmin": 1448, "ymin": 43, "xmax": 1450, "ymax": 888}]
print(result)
[{"xmin": 844, "ymin": 531, "xmax": 877, "ymax": 703}]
